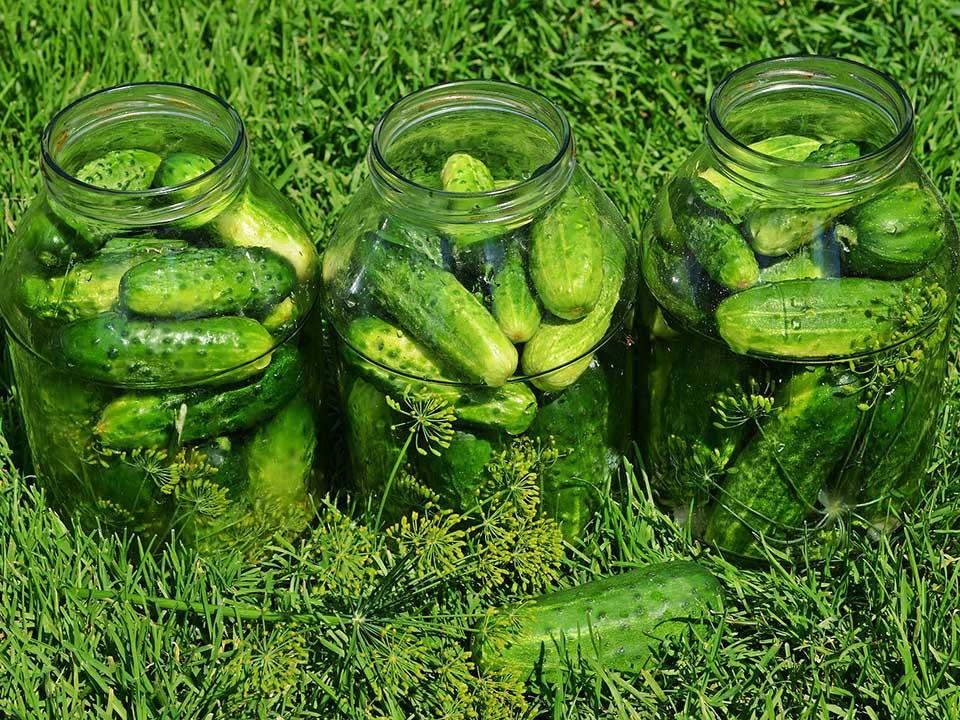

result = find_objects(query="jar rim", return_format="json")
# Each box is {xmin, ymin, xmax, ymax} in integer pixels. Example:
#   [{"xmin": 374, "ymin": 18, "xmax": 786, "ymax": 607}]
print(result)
[{"xmin": 41, "ymin": 81, "xmax": 246, "ymax": 198}]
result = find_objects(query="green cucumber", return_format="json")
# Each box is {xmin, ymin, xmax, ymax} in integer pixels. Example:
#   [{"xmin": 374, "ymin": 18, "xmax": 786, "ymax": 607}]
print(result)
[
  {"xmin": 804, "ymin": 141, "xmax": 860, "ymax": 165},
  {"xmin": 474, "ymin": 561, "xmax": 723, "ymax": 681},
  {"xmin": 260, "ymin": 296, "xmax": 302, "ymax": 337},
  {"xmin": 94, "ymin": 345, "xmax": 303, "ymax": 448},
  {"xmin": 153, "ymin": 152, "xmax": 215, "ymax": 187},
  {"xmin": 119, "ymin": 247, "xmax": 297, "ymax": 318},
  {"xmin": 356, "ymin": 232, "xmax": 517, "ymax": 387},
  {"xmin": 529, "ymin": 366, "xmax": 613, "ymax": 541},
  {"xmin": 653, "ymin": 184, "xmax": 687, "ymax": 254},
  {"xmin": 20, "ymin": 249, "xmax": 164, "ymax": 322},
  {"xmin": 669, "ymin": 177, "xmax": 759, "ymax": 291},
  {"xmin": 342, "ymin": 317, "xmax": 536, "ymax": 435},
  {"xmin": 491, "ymin": 242, "xmax": 541, "ymax": 342},
  {"xmin": 705, "ymin": 368, "xmax": 862, "ymax": 556},
  {"xmin": 529, "ymin": 189, "xmax": 604, "ymax": 320},
  {"xmin": 101, "ymin": 237, "xmax": 189, "ymax": 254},
  {"xmin": 441, "ymin": 152, "xmax": 495, "ymax": 193},
  {"xmin": 522, "ymin": 225, "xmax": 626, "ymax": 392},
  {"xmin": 214, "ymin": 173, "xmax": 320, "ymax": 281},
  {"xmin": 196, "ymin": 437, "xmax": 248, "ymax": 493},
  {"xmin": 60, "ymin": 312, "xmax": 275, "ymax": 386},
  {"xmin": 75, "ymin": 149, "xmax": 163, "ymax": 191},
  {"xmin": 715, "ymin": 278, "xmax": 920, "ymax": 359},
  {"xmin": 246, "ymin": 394, "xmax": 318, "ymax": 506},
  {"xmin": 26, "ymin": 203, "xmax": 97, "ymax": 268},
  {"xmin": 758, "ymin": 249, "xmax": 826, "ymax": 283},
  {"xmin": 344, "ymin": 377, "xmax": 405, "ymax": 499},
  {"xmin": 419, "ymin": 430, "xmax": 496, "ymax": 512},
  {"xmin": 841, "ymin": 183, "xmax": 945, "ymax": 279}
]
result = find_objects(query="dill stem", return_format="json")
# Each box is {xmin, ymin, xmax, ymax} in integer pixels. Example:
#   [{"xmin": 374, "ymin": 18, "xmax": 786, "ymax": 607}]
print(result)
[{"xmin": 375, "ymin": 431, "xmax": 414, "ymax": 528}]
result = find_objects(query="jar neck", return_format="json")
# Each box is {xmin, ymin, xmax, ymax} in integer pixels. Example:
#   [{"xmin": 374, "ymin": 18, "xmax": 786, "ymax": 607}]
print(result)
[
  {"xmin": 367, "ymin": 80, "xmax": 576, "ymax": 225},
  {"xmin": 41, "ymin": 83, "xmax": 250, "ymax": 228},
  {"xmin": 705, "ymin": 56, "xmax": 915, "ymax": 201}
]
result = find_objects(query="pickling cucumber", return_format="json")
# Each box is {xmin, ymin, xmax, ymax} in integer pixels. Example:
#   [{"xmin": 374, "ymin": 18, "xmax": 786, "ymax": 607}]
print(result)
[
  {"xmin": 60, "ymin": 312, "xmax": 275, "ymax": 386},
  {"xmin": 474, "ymin": 561, "xmax": 723, "ymax": 681},
  {"xmin": 441, "ymin": 152, "xmax": 495, "ymax": 194},
  {"xmin": 669, "ymin": 177, "xmax": 759, "ymax": 291},
  {"xmin": 119, "ymin": 246, "xmax": 297, "ymax": 318},
  {"xmin": 804, "ymin": 141, "xmax": 860, "ymax": 165},
  {"xmin": 529, "ymin": 188, "xmax": 604, "ymax": 320},
  {"xmin": 705, "ymin": 367, "xmax": 862, "ymax": 556},
  {"xmin": 20, "ymin": 249, "xmax": 165, "ymax": 321},
  {"xmin": 491, "ymin": 241, "xmax": 541, "ymax": 342},
  {"xmin": 344, "ymin": 377, "xmax": 405, "ymax": 499},
  {"xmin": 94, "ymin": 345, "xmax": 303, "ymax": 448},
  {"xmin": 75, "ymin": 149, "xmax": 163, "ymax": 191},
  {"xmin": 342, "ymin": 317, "xmax": 536, "ymax": 435},
  {"xmin": 522, "ymin": 224, "xmax": 626, "ymax": 391},
  {"xmin": 715, "ymin": 278, "xmax": 922, "ymax": 359},
  {"xmin": 418, "ymin": 430, "xmax": 496, "ymax": 512},
  {"xmin": 153, "ymin": 151, "xmax": 215, "ymax": 188},
  {"xmin": 841, "ymin": 183, "xmax": 945, "ymax": 279},
  {"xmin": 356, "ymin": 231, "xmax": 517, "ymax": 387},
  {"xmin": 758, "ymin": 248, "xmax": 826, "ymax": 283},
  {"xmin": 26, "ymin": 203, "xmax": 97, "ymax": 268},
  {"xmin": 101, "ymin": 237, "xmax": 189, "ymax": 254},
  {"xmin": 246, "ymin": 394, "xmax": 317, "ymax": 506}
]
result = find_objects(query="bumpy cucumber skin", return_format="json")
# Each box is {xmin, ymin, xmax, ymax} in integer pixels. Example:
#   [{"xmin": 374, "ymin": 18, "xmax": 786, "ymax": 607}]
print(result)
[
  {"xmin": 522, "ymin": 225, "xmax": 626, "ymax": 392},
  {"xmin": 715, "ymin": 278, "xmax": 907, "ymax": 359},
  {"xmin": 94, "ymin": 345, "xmax": 303, "ymax": 448},
  {"xmin": 842, "ymin": 183, "xmax": 946, "ymax": 279},
  {"xmin": 120, "ymin": 246, "xmax": 297, "ymax": 318},
  {"xmin": 60, "ymin": 312, "xmax": 275, "ymax": 386},
  {"xmin": 758, "ymin": 250, "xmax": 826, "ymax": 283},
  {"xmin": 246, "ymin": 394, "xmax": 318, "ymax": 505},
  {"xmin": 20, "ymin": 249, "xmax": 163, "ymax": 322},
  {"xmin": 357, "ymin": 232, "xmax": 517, "ymax": 387},
  {"xmin": 705, "ymin": 368, "xmax": 861, "ymax": 556},
  {"xmin": 475, "ymin": 561, "xmax": 723, "ymax": 680},
  {"xmin": 153, "ymin": 152, "xmax": 216, "ymax": 188},
  {"xmin": 670, "ymin": 177, "xmax": 759, "ymax": 291},
  {"xmin": 529, "ymin": 190, "xmax": 604, "ymax": 320},
  {"xmin": 344, "ymin": 377, "xmax": 404, "ymax": 499},
  {"xmin": 343, "ymin": 317, "xmax": 537, "ymax": 435},
  {"xmin": 214, "ymin": 172, "xmax": 320, "ymax": 281},
  {"xmin": 419, "ymin": 430, "xmax": 495, "ymax": 512},
  {"xmin": 529, "ymin": 366, "xmax": 612, "ymax": 541},
  {"xmin": 491, "ymin": 242, "xmax": 541, "ymax": 342},
  {"xmin": 441, "ymin": 153, "xmax": 495, "ymax": 193},
  {"xmin": 804, "ymin": 141, "xmax": 860, "ymax": 164},
  {"xmin": 75, "ymin": 149, "xmax": 163, "ymax": 191}
]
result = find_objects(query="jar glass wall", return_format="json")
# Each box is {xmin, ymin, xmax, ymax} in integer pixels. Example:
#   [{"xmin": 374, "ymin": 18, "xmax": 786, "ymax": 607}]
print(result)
[
  {"xmin": 323, "ymin": 81, "xmax": 638, "ymax": 540},
  {"xmin": 0, "ymin": 84, "xmax": 326, "ymax": 555},
  {"xmin": 638, "ymin": 57, "xmax": 958, "ymax": 558}
]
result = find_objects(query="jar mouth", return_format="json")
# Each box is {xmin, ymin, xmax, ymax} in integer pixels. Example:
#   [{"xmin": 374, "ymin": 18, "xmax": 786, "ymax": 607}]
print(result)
[
  {"xmin": 706, "ymin": 56, "xmax": 915, "ymax": 197},
  {"xmin": 368, "ymin": 79, "xmax": 577, "ymax": 224},
  {"xmin": 41, "ymin": 82, "xmax": 249, "ymax": 225}
]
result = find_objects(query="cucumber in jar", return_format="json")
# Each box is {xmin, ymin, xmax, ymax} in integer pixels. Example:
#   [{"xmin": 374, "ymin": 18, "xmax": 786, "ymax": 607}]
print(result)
[
  {"xmin": 490, "ymin": 241, "xmax": 541, "ymax": 343},
  {"xmin": 246, "ymin": 394, "xmax": 318, "ymax": 506}
]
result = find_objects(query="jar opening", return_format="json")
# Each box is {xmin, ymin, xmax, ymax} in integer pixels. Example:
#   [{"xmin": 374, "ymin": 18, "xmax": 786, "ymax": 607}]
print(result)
[
  {"xmin": 706, "ymin": 56, "xmax": 915, "ymax": 198},
  {"xmin": 368, "ymin": 80, "xmax": 577, "ymax": 225},
  {"xmin": 41, "ymin": 82, "xmax": 249, "ymax": 226}
]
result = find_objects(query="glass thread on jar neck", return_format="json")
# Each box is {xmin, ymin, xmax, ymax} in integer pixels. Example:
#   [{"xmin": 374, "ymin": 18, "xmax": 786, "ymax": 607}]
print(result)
[
  {"xmin": 41, "ymin": 82, "xmax": 250, "ymax": 228},
  {"xmin": 367, "ymin": 80, "xmax": 577, "ymax": 226},
  {"xmin": 704, "ymin": 56, "xmax": 915, "ymax": 203}
]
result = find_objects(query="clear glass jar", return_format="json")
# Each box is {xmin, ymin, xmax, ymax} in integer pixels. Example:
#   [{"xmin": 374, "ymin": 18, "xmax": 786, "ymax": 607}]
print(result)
[
  {"xmin": 638, "ymin": 57, "xmax": 958, "ymax": 558},
  {"xmin": 0, "ymin": 83, "xmax": 326, "ymax": 555},
  {"xmin": 323, "ymin": 80, "xmax": 638, "ymax": 540}
]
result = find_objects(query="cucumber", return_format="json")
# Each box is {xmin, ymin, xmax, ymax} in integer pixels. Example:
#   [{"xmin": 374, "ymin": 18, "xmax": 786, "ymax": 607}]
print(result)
[
  {"xmin": 758, "ymin": 249, "xmax": 826, "ymax": 283},
  {"xmin": 419, "ymin": 430, "xmax": 496, "ymax": 512},
  {"xmin": 522, "ymin": 225, "xmax": 626, "ymax": 392},
  {"xmin": 19, "ymin": 249, "xmax": 164, "ymax": 322},
  {"xmin": 246, "ymin": 394, "xmax": 317, "ymax": 506},
  {"xmin": 474, "ymin": 561, "xmax": 723, "ymax": 681},
  {"xmin": 529, "ymin": 365, "xmax": 612, "ymax": 541},
  {"xmin": 153, "ymin": 152, "xmax": 215, "ymax": 187},
  {"xmin": 529, "ymin": 188, "xmax": 604, "ymax": 320},
  {"xmin": 641, "ymin": 239, "xmax": 707, "ymax": 332},
  {"xmin": 491, "ymin": 241, "xmax": 541, "ymax": 342},
  {"xmin": 94, "ymin": 345, "xmax": 303, "ymax": 448},
  {"xmin": 196, "ymin": 436, "xmax": 248, "ymax": 493},
  {"xmin": 356, "ymin": 232, "xmax": 517, "ymax": 387},
  {"xmin": 669, "ymin": 177, "xmax": 759, "ymax": 291},
  {"xmin": 715, "ymin": 278, "xmax": 920, "ymax": 359},
  {"xmin": 342, "ymin": 317, "xmax": 536, "ymax": 435},
  {"xmin": 841, "ymin": 183, "xmax": 945, "ymax": 279},
  {"xmin": 260, "ymin": 296, "xmax": 301, "ymax": 337},
  {"xmin": 804, "ymin": 141, "xmax": 860, "ymax": 164},
  {"xmin": 214, "ymin": 173, "xmax": 320, "ymax": 281},
  {"xmin": 75, "ymin": 149, "xmax": 163, "ymax": 191},
  {"xmin": 101, "ymin": 237, "xmax": 189, "ymax": 254},
  {"xmin": 26, "ymin": 203, "xmax": 97, "ymax": 268},
  {"xmin": 705, "ymin": 367, "xmax": 862, "ymax": 556},
  {"xmin": 119, "ymin": 247, "xmax": 297, "ymax": 318},
  {"xmin": 343, "ymin": 377, "xmax": 405, "ymax": 499},
  {"xmin": 60, "ymin": 312, "xmax": 275, "ymax": 386},
  {"xmin": 441, "ymin": 153, "xmax": 495, "ymax": 194},
  {"xmin": 653, "ymin": 184, "xmax": 687, "ymax": 254}
]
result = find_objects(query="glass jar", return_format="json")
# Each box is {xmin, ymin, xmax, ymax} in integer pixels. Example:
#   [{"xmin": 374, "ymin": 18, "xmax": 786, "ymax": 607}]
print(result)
[
  {"xmin": 323, "ymin": 80, "xmax": 638, "ymax": 540},
  {"xmin": 0, "ymin": 83, "xmax": 326, "ymax": 555},
  {"xmin": 638, "ymin": 57, "xmax": 958, "ymax": 558}
]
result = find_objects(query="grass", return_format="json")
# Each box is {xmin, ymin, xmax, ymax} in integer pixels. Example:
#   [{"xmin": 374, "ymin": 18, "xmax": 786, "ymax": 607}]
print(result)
[{"xmin": 1, "ymin": 0, "xmax": 960, "ymax": 717}]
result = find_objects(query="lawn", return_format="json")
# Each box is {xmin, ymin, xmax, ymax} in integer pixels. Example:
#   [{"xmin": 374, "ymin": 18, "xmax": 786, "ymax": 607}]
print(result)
[{"xmin": 1, "ymin": 1, "xmax": 960, "ymax": 718}]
